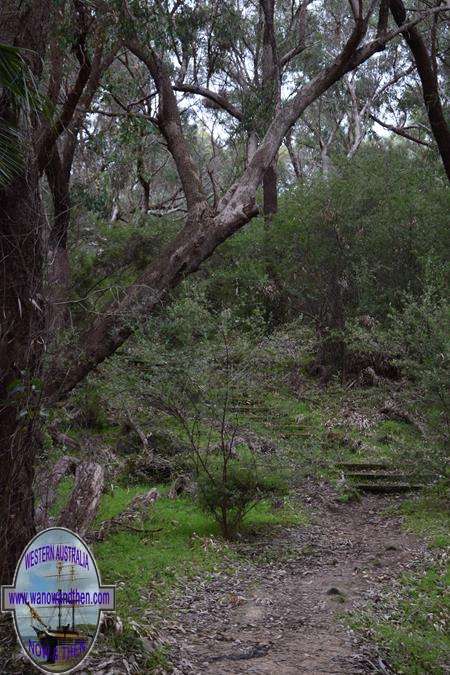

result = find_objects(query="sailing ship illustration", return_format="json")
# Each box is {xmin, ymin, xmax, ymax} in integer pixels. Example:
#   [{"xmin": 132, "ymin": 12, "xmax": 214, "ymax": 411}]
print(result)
[{"xmin": 25, "ymin": 560, "xmax": 94, "ymax": 667}]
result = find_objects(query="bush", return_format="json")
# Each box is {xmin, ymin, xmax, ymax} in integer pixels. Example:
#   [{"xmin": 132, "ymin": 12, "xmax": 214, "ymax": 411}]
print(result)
[
  {"xmin": 74, "ymin": 384, "xmax": 109, "ymax": 430},
  {"xmin": 387, "ymin": 263, "xmax": 449, "ymax": 420},
  {"xmin": 196, "ymin": 451, "xmax": 288, "ymax": 538}
]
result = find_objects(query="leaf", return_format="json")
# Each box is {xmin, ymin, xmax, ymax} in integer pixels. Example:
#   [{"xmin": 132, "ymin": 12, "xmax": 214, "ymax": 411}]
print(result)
[
  {"xmin": 0, "ymin": 121, "xmax": 23, "ymax": 187},
  {"xmin": 0, "ymin": 42, "xmax": 47, "ymax": 187}
]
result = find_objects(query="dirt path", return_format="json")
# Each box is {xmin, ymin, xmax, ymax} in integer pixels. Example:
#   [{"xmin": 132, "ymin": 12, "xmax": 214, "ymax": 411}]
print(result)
[{"xmin": 163, "ymin": 482, "xmax": 427, "ymax": 674}]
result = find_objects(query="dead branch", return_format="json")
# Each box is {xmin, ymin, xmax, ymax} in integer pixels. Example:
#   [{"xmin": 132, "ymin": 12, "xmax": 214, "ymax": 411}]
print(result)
[
  {"xmin": 48, "ymin": 426, "xmax": 81, "ymax": 450},
  {"xmin": 381, "ymin": 402, "xmax": 426, "ymax": 436},
  {"xmin": 90, "ymin": 488, "xmax": 159, "ymax": 541},
  {"xmin": 125, "ymin": 409, "xmax": 153, "ymax": 462}
]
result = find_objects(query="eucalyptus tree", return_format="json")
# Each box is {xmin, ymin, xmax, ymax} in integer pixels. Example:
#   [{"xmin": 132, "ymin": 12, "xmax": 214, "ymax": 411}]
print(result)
[
  {"xmin": 0, "ymin": 0, "xmax": 115, "ymax": 583},
  {"xmin": 48, "ymin": 0, "xmax": 446, "ymax": 401},
  {"xmin": 389, "ymin": 0, "xmax": 450, "ymax": 179},
  {"xmin": 41, "ymin": 2, "xmax": 118, "ymax": 331}
]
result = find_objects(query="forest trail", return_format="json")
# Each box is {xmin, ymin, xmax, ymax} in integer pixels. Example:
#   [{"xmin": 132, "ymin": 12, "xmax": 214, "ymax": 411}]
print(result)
[{"xmin": 165, "ymin": 483, "xmax": 426, "ymax": 674}]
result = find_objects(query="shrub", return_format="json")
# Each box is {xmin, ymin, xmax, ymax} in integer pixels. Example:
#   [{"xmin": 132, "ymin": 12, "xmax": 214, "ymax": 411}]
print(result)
[
  {"xmin": 387, "ymin": 262, "xmax": 449, "ymax": 423},
  {"xmin": 75, "ymin": 384, "xmax": 109, "ymax": 430},
  {"xmin": 196, "ymin": 451, "xmax": 288, "ymax": 538}
]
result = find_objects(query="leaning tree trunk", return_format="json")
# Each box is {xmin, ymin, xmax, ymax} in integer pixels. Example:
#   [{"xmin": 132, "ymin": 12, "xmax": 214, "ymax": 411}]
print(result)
[
  {"xmin": 389, "ymin": 0, "xmax": 450, "ymax": 181},
  {"xmin": 0, "ymin": 0, "xmax": 51, "ymax": 585}
]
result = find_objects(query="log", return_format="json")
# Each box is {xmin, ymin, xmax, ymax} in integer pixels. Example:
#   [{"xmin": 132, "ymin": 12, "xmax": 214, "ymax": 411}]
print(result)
[
  {"xmin": 58, "ymin": 461, "xmax": 105, "ymax": 537},
  {"xmin": 125, "ymin": 410, "xmax": 153, "ymax": 462},
  {"xmin": 48, "ymin": 425, "xmax": 81, "ymax": 450},
  {"xmin": 90, "ymin": 488, "xmax": 159, "ymax": 541},
  {"xmin": 381, "ymin": 402, "xmax": 426, "ymax": 435},
  {"xmin": 35, "ymin": 455, "xmax": 79, "ymax": 530},
  {"xmin": 168, "ymin": 475, "xmax": 190, "ymax": 499}
]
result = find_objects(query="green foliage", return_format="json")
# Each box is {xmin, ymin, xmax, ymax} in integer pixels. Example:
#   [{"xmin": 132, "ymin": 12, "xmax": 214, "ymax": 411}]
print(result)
[
  {"xmin": 74, "ymin": 383, "xmax": 109, "ymax": 430},
  {"xmin": 196, "ymin": 452, "xmax": 288, "ymax": 538},
  {"xmin": 401, "ymin": 485, "xmax": 450, "ymax": 549},
  {"xmin": 91, "ymin": 485, "xmax": 298, "ymax": 620},
  {"xmin": 69, "ymin": 219, "xmax": 178, "ymax": 320},
  {"xmin": 0, "ymin": 120, "xmax": 23, "ymax": 188},
  {"xmin": 0, "ymin": 42, "xmax": 46, "ymax": 186},
  {"xmin": 151, "ymin": 282, "xmax": 216, "ymax": 348},
  {"xmin": 387, "ymin": 263, "xmax": 449, "ymax": 419},
  {"xmin": 266, "ymin": 146, "xmax": 449, "ymax": 325}
]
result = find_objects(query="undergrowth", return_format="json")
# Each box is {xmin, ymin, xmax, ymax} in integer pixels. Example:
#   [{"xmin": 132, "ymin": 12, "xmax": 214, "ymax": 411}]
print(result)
[{"xmin": 351, "ymin": 485, "xmax": 450, "ymax": 674}]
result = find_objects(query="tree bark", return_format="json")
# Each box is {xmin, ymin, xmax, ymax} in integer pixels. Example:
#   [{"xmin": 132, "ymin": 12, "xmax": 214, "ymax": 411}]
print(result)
[
  {"xmin": 261, "ymin": 0, "xmax": 279, "ymax": 220},
  {"xmin": 58, "ymin": 461, "xmax": 105, "ymax": 538},
  {"xmin": 389, "ymin": 0, "xmax": 450, "ymax": 181},
  {"xmin": 45, "ymin": 146, "xmax": 72, "ymax": 332},
  {"xmin": 0, "ymin": 168, "xmax": 45, "ymax": 584},
  {"xmin": 35, "ymin": 455, "xmax": 80, "ymax": 530},
  {"xmin": 0, "ymin": 0, "xmax": 51, "ymax": 585},
  {"xmin": 43, "ymin": 45, "xmax": 116, "ymax": 333},
  {"xmin": 263, "ymin": 163, "xmax": 278, "ymax": 217}
]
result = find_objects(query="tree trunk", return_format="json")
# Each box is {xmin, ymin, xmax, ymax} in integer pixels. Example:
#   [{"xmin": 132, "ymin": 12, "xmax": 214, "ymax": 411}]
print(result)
[
  {"xmin": 35, "ymin": 455, "xmax": 80, "ymax": 530},
  {"xmin": 389, "ymin": 0, "xmax": 450, "ymax": 181},
  {"xmin": 58, "ymin": 461, "xmax": 105, "ymax": 538},
  {"xmin": 0, "ymin": 0, "xmax": 51, "ymax": 585},
  {"xmin": 263, "ymin": 161, "xmax": 278, "ymax": 218},
  {"xmin": 0, "ymin": 168, "xmax": 46, "ymax": 585},
  {"xmin": 141, "ymin": 180, "xmax": 150, "ymax": 214},
  {"xmin": 45, "ymin": 6, "xmax": 389, "ymax": 402},
  {"xmin": 45, "ymin": 146, "xmax": 72, "ymax": 332},
  {"xmin": 261, "ymin": 0, "xmax": 279, "ymax": 221}
]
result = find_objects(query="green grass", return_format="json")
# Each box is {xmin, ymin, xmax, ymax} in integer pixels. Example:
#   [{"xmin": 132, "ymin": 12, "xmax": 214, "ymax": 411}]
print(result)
[
  {"xmin": 351, "ymin": 484, "xmax": 450, "ymax": 674},
  {"xmin": 52, "ymin": 325, "xmax": 447, "ymax": 672},
  {"xmin": 352, "ymin": 563, "xmax": 450, "ymax": 674},
  {"xmin": 48, "ymin": 473, "xmax": 304, "ymax": 625},
  {"xmin": 401, "ymin": 484, "xmax": 450, "ymax": 549},
  {"xmin": 89, "ymin": 485, "xmax": 304, "ymax": 621},
  {"xmin": 49, "ymin": 476, "xmax": 74, "ymax": 516}
]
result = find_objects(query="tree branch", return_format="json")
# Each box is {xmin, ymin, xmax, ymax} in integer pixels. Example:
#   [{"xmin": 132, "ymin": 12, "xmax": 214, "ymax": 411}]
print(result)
[
  {"xmin": 174, "ymin": 83, "xmax": 243, "ymax": 121},
  {"xmin": 370, "ymin": 113, "xmax": 433, "ymax": 147}
]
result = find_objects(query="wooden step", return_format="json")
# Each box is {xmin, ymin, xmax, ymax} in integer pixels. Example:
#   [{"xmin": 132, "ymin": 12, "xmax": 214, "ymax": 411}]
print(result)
[
  {"xmin": 347, "ymin": 472, "xmax": 408, "ymax": 482},
  {"xmin": 336, "ymin": 461, "xmax": 392, "ymax": 472},
  {"xmin": 353, "ymin": 482, "xmax": 423, "ymax": 494}
]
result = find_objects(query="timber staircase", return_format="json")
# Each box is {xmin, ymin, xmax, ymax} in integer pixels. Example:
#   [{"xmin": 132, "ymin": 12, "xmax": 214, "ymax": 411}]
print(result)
[{"xmin": 336, "ymin": 461, "xmax": 424, "ymax": 494}]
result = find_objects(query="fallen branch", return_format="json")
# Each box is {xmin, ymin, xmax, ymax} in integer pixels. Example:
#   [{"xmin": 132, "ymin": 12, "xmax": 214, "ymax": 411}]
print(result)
[
  {"xmin": 90, "ymin": 488, "xmax": 159, "ymax": 541},
  {"xmin": 381, "ymin": 402, "xmax": 426, "ymax": 436},
  {"xmin": 48, "ymin": 426, "xmax": 81, "ymax": 450},
  {"xmin": 125, "ymin": 410, "xmax": 153, "ymax": 462}
]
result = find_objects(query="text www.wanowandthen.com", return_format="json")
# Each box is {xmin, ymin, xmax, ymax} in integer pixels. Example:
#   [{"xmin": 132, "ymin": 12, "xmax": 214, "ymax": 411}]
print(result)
[{"xmin": 8, "ymin": 589, "xmax": 110, "ymax": 606}]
